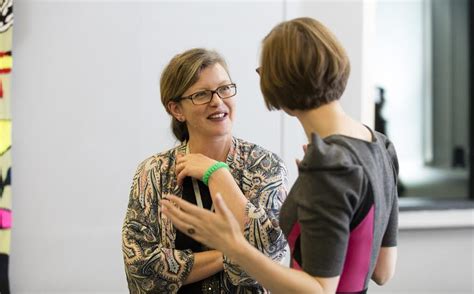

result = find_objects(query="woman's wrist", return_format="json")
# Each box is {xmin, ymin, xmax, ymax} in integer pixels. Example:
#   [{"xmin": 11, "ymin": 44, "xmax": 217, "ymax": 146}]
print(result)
[
  {"xmin": 202, "ymin": 161, "xmax": 229, "ymax": 185},
  {"xmin": 224, "ymin": 235, "xmax": 250, "ymax": 263},
  {"xmin": 216, "ymin": 250, "xmax": 224, "ymax": 268}
]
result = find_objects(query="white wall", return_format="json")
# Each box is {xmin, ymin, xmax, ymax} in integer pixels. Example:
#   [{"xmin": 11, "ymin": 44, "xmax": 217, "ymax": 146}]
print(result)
[
  {"xmin": 374, "ymin": 0, "xmax": 425, "ymax": 166},
  {"xmin": 371, "ymin": 227, "xmax": 474, "ymax": 294},
  {"xmin": 11, "ymin": 1, "xmax": 284, "ymax": 292},
  {"xmin": 432, "ymin": 0, "xmax": 470, "ymax": 167},
  {"xmin": 9, "ymin": 0, "xmax": 473, "ymax": 293}
]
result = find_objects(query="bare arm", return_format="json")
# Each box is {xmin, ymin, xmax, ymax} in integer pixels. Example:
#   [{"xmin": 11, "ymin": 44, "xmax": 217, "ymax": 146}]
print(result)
[
  {"xmin": 183, "ymin": 250, "xmax": 223, "ymax": 285},
  {"xmin": 230, "ymin": 237, "xmax": 339, "ymax": 294},
  {"xmin": 175, "ymin": 153, "xmax": 248, "ymax": 227},
  {"xmin": 372, "ymin": 247, "xmax": 397, "ymax": 285},
  {"xmin": 209, "ymin": 162, "xmax": 288, "ymax": 286},
  {"xmin": 175, "ymin": 152, "xmax": 287, "ymax": 232},
  {"xmin": 175, "ymin": 152, "xmax": 288, "ymax": 287},
  {"xmin": 208, "ymin": 168, "xmax": 247, "ymax": 228},
  {"xmin": 162, "ymin": 194, "xmax": 340, "ymax": 294}
]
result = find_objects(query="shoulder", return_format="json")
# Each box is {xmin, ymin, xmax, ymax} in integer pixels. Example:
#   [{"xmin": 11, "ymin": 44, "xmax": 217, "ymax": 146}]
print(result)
[
  {"xmin": 374, "ymin": 131, "xmax": 399, "ymax": 174},
  {"xmin": 374, "ymin": 131, "xmax": 396, "ymax": 154},
  {"xmin": 233, "ymin": 137, "xmax": 286, "ymax": 169},
  {"xmin": 296, "ymin": 133, "xmax": 366, "ymax": 203},
  {"xmin": 134, "ymin": 144, "xmax": 184, "ymax": 176},
  {"xmin": 299, "ymin": 133, "xmax": 360, "ymax": 172}
]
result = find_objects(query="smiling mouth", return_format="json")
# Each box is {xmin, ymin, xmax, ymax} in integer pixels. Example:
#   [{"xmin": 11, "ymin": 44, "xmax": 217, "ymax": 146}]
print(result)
[{"xmin": 207, "ymin": 112, "xmax": 228, "ymax": 120}]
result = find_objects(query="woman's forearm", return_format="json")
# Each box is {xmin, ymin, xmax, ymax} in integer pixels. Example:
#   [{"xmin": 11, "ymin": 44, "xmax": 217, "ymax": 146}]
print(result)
[
  {"xmin": 183, "ymin": 250, "xmax": 224, "ymax": 285},
  {"xmin": 229, "ymin": 240, "xmax": 337, "ymax": 294},
  {"xmin": 208, "ymin": 169, "xmax": 248, "ymax": 227},
  {"xmin": 160, "ymin": 194, "xmax": 337, "ymax": 293},
  {"xmin": 372, "ymin": 247, "xmax": 397, "ymax": 285}
]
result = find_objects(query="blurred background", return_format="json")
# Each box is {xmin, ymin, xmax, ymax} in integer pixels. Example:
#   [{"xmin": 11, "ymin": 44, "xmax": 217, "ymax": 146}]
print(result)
[{"xmin": 5, "ymin": 0, "xmax": 473, "ymax": 293}]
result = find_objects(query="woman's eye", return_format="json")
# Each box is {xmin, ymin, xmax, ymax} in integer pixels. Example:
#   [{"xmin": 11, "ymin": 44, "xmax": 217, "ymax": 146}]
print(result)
[
  {"xmin": 218, "ymin": 86, "xmax": 232, "ymax": 95},
  {"xmin": 193, "ymin": 91, "xmax": 209, "ymax": 99},
  {"xmin": 219, "ymin": 85, "xmax": 230, "ymax": 92}
]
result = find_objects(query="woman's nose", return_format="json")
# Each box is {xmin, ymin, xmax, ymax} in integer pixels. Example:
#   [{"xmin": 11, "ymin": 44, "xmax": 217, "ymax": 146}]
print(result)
[{"xmin": 208, "ymin": 92, "xmax": 224, "ymax": 106}]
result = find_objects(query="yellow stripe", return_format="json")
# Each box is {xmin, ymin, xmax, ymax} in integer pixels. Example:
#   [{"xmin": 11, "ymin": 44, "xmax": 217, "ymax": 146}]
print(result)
[
  {"xmin": 0, "ymin": 120, "xmax": 12, "ymax": 154},
  {"xmin": 0, "ymin": 229, "xmax": 10, "ymax": 254},
  {"xmin": 0, "ymin": 55, "xmax": 12, "ymax": 70}
]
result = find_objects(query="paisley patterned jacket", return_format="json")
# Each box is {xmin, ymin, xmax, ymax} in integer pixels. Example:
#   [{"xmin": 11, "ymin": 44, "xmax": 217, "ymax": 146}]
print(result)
[{"xmin": 122, "ymin": 137, "xmax": 289, "ymax": 293}]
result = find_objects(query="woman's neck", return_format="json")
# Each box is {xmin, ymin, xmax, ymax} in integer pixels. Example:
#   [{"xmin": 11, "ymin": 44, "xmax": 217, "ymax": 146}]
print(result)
[
  {"xmin": 187, "ymin": 135, "xmax": 232, "ymax": 162},
  {"xmin": 294, "ymin": 101, "xmax": 364, "ymax": 142}
]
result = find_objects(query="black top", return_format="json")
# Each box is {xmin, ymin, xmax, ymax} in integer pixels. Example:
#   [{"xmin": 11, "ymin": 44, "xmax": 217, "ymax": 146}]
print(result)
[{"xmin": 176, "ymin": 177, "xmax": 218, "ymax": 293}]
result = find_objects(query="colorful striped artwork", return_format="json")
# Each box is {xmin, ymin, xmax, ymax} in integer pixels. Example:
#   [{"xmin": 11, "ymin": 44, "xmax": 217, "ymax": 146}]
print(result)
[{"xmin": 0, "ymin": 0, "xmax": 12, "ymax": 293}]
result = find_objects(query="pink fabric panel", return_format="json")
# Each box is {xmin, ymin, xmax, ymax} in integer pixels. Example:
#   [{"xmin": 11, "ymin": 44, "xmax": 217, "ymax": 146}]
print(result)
[
  {"xmin": 0, "ymin": 209, "xmax": 11, "ymax": 229},
  {"xmin": 288, "ymin": 222, "xmax": 302, "ymax": 270},
  {"xmin": 337, "ymin": 205, "xmax": 375, "ymax": 292}
]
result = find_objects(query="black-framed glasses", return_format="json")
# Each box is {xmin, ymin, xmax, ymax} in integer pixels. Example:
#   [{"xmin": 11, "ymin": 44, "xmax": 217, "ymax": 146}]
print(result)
[{"xmin": 175, "ymin": 83, "xmax": 237, "ymax": 105}]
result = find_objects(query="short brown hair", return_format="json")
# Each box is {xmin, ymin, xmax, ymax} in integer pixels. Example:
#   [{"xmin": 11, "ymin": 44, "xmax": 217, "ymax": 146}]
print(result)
[
  {"xmin": 160, "ymin": 48, "xmax": 229, "ymax": 142},
  {"xmin": 260, "ymin": 17, "xmax": 350, "ymax": 111}
]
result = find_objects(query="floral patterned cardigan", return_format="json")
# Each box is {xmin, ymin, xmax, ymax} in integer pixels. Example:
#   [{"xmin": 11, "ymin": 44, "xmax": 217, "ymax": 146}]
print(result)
[{"xmin": 122, "ymin": 137, "xmax": 289, "ymax": 293}]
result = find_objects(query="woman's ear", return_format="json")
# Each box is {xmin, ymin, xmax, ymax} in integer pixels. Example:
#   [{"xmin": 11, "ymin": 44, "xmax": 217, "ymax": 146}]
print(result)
[{"xmin": 168, "ymin": 101, "xmax": 186, "ymax": 122}]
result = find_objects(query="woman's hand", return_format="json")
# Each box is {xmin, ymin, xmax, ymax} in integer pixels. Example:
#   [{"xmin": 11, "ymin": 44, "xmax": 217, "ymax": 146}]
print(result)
[
  {"xmin": 175, "ymin": 153, "xmax": 217, "ymax": 185},
  {"xmin": 295, "ymin": 144, "xmax": 308, "ymax": 166},
  {"xmin": 161, "ymin": 193, "xmax": 246, "ymax": 260}
]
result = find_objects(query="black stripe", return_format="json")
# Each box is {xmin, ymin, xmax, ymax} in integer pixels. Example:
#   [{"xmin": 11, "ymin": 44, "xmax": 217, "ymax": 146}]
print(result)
[{"xmin": 0, "ymin": 253, "xmax": 10, "ymax": 294}]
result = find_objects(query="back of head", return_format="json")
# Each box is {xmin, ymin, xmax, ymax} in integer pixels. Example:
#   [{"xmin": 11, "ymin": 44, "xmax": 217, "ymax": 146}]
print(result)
[
  {"xmin": 160, "ymin": 48, "xmax": 229, "ymax": 142},
  {"xmin": 260, "ymin": 17, "xmax": 351, "ymax": 111}
]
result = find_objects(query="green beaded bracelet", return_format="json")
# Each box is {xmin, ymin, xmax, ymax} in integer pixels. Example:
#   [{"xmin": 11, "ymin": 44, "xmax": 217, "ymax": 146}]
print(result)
[{"xmin": 202, "ymin": 162, "xmax": 229, "ymax": 186}]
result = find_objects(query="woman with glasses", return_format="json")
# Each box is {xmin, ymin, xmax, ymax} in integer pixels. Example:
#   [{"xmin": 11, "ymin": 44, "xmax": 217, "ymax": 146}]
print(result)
[
  {"xmin": 162, "ymin": 18, "xmax": 399, "ymax": 294},
  {"xmin": 122, "ymin": 48, "xmax": 289, "ymax": 293}
]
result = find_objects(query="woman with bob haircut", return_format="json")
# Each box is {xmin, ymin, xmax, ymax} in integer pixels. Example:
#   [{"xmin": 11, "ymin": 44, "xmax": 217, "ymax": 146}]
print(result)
[
  {"xmin": 162, "ymin": 17, "xmax": 399, "ymax": 294},
  {"xmin": 122, "ymin": 48, "xmax": 289, "ymax": 293}
]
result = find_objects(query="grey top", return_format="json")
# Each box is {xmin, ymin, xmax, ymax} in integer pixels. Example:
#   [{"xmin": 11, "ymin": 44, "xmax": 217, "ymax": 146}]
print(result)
[{"xmin": 280, "ymin": 129, "xmax": 399, "ymax": 291}]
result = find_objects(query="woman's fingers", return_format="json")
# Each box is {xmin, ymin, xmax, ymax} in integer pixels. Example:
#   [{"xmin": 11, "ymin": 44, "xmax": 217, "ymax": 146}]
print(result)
[
  {"xmin": 175, "ymin": 153, "xmax": 188, "ymax": 177},
  {"xmin": 162, "ymin": 205, "xmax": 207, "ymax": 244},
  {"xmin": 161, "ymin": 200, "xmax": 193, "ymax": 235},
  {"xmin": 175, "ymin": 155, "xmax": 187, "ymax": 183},
  {"xmin": 175, "ymin": 154, "xmax": 204, "ymax": 185},
  {"xmin": 176, "ymin": 167, "xmax": 187, "ymax": 186},
  {"xmin": 163, "ymin": 193, "xmax": 242, "ymax": 253},
  {"xmin": 165, "ymin": 195, "xmax": 213, "ymax": 222},
  {"xmin": 161, "ymin": 196, "xmax": 215, "ymax": 245},
  {"xmin": 161, "ymin": 197, "xmax": 195, "ymax": 222},
  {"xmin": 213, "ymin": 193, "xmax": 246, "ymax": 254},
  {"xmin": 295, "ymin": 144, "xmax": 308, "ymax": 167},
  {"xmin": 214, "ymin": 193, "xmax": 242, "ymax": 231}
]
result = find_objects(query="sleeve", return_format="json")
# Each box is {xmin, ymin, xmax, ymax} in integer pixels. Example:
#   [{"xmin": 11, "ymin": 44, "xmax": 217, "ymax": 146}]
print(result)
[
  {"xmin": 381, "ymin": 194, "xmax": 398, "ymax": 247},
  {"xmin": 381, "ymin": 138, "xmax": 399, "ymax": 247},
  {"xmin": 385, "ymin": 137, "xmax": 399, "ymax": 176},
  {"xmin": 122, "ymin": 161, "xmax": 195, "ymax": 293},
  {"xmin": 223, "ymin": 149, "xmax": 289, "ymax": 287},
  {"xmin": 297, "ymin": 165, "xmax": 364, "ymax": 277}
]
